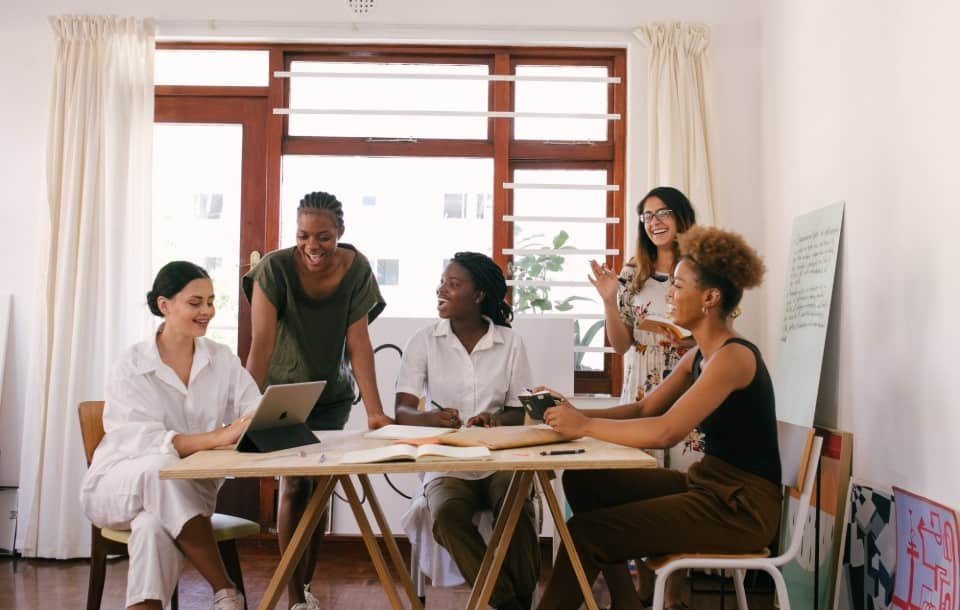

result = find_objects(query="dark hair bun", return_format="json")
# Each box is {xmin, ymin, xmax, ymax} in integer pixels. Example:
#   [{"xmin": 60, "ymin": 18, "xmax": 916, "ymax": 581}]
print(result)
[
  {"xmin": 146, "ymin": 290, "xmax": 161, "ymax": 317},
  {"xmin": 148, "ymin": 261, "xmax": 210, "ymax": 318}
]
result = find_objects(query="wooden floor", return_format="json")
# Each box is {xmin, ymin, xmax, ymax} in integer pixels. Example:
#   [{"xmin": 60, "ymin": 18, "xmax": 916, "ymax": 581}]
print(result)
[{"xmin": 0, "ymin": 539, "xmax": 776, "ymax": 609}]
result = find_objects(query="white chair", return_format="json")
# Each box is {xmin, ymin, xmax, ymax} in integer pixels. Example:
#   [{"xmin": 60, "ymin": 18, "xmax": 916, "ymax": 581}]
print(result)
[
  {"xmin": 404, "ymin": 479, "xmax": 543, "ymax": 604},
  {"xmin": 645, "ymin": 421, "xmax": 822, "ymax": 610}
]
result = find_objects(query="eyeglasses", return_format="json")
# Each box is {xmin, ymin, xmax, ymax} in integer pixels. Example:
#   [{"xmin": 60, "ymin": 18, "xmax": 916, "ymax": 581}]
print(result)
[{"xmin": 640, "ymin": 209, "xmax": 675, "ymax": 224}]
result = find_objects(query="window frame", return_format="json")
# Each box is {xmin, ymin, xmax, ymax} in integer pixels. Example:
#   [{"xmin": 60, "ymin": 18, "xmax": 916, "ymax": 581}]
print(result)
[{"xmin": 155, "ymin": 41, "xmax": 626, "ymax": 395}]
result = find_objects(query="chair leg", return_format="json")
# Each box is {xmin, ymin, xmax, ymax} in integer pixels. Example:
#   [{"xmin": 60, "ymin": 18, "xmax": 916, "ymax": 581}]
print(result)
[
  {"xmin": 765, "ymin": 567, "xmax": 789, "ymax": 610},
  {"xmin": 171, "ymin": 584, "xmax": 179, "ymax": 610},
  {"xmin": 733, "ymin": 568, "xmax": 749, "ymax": 610},
  {"xmin": 651, "ymin": 568, "xmax": 670, "ymax": 610},
  {"xmin": 86, "ymin": 529, "xmax": 108, "ymax": 610},
  {"xmin": 219, "ymin": 540, "xmax": 246, "ymax": 609},
  {"xmin": 410, "ymin": 538, "xmax": 426, "ymax": 605}
]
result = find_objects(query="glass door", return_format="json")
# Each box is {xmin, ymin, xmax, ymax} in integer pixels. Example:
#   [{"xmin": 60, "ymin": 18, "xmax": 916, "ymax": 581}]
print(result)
[{"xmin": 154, "ymin": 97, "xmax": 267, "ymax": 360}]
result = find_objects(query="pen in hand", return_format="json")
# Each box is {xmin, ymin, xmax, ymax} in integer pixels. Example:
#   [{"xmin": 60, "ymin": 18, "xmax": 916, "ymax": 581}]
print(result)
[
  {"xmin": 540, "ymin": 448, "xmax": 586, "ymax": 456},
  {"xmin": 430, "ymin": 400, "xmax": 461, "ymax": 427}
]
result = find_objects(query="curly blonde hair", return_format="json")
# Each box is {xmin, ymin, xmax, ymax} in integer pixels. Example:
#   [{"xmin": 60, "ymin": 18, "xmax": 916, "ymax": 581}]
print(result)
[{"xmin": 677, "ymin": 226, "xmax": 765, "ymax": 316}]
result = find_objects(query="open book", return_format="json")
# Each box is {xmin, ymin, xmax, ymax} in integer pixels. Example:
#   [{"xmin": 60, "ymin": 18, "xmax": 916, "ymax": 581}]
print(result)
[
  {"xmin": 638, "ymin": 314, "xmax": 692, "ymax": 340},
  {"xmin": 363, "ymin": 424, "xmax": 458, "ymax": 441},
  {"xmin": 341, "ymin": 443, "xmax": 491, "ymax": 464}
]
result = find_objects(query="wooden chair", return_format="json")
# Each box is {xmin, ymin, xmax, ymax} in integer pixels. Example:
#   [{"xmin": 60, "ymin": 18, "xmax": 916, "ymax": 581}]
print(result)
[
  {"xmin": 645, "ymin": 421, "xmax": 823, "ymax": 610},
  {"xmin": 78, "ymin": 401, "xmax": 261, "ymax": 610}
]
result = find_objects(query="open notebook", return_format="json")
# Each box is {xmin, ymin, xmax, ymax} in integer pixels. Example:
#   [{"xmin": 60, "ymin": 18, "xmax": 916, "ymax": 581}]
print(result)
[
  {"xmin": 363, "ymin": 424, "xmax": 457, "ymax": 441},
  {"xmin": 341, "ymin": 443, "xmax": 491, "ymax": 464}
]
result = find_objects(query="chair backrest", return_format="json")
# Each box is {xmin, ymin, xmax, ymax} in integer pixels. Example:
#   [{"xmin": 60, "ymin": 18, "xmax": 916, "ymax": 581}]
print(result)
[
  {"xmin": 777, "ymin": 420, "xmax": 815, "ymax": 490},
  {"xmin": 775, "ymin": 430, "xmax": 823, "ymax": 566},
  {"xmin": 78, "ymin": 401, "xmax": 106, "ymax": 466}
]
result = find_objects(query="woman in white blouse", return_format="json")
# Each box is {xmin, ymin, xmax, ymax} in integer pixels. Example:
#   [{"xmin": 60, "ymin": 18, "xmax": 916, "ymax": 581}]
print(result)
[
  {"xmin": 395, "ymin": 252, "xmax": 539, "ymax": 610},
  {"xmin": 80, "ymin": 261, "xmax": 261, "ymax": 610}
]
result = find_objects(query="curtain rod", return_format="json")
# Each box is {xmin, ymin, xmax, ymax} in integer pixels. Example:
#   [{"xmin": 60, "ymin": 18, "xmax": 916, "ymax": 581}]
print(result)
[{"xmin": 154, "ymin": 18, "xmax": 637, "ymax": 37}]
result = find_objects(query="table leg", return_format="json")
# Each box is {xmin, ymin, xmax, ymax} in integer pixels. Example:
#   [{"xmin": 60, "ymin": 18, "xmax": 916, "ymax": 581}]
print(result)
[
  {"xmin": 357, "ymin": 474, "xmax": 424, "ymax": 610},
  {"xmin": 535, "ymin": 470, "xmax": 598, "ymax": 610},
  {"xmin": 257, "ymin": 476, "xmax": 336, "ymax": 610},
  {"xmin": 465, "ymin": 470, "xmax": 534, "ymax": 610},
  {"xmin": 338, "ymin": 475, "xmax": 406, "ymax": 610}
]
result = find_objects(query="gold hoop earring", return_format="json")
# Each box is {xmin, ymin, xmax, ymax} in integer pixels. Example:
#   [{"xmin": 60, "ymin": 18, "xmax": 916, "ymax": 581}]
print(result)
[{"xmin": 701, "ymin": 305, "xmax": 708, "ymax": 315}]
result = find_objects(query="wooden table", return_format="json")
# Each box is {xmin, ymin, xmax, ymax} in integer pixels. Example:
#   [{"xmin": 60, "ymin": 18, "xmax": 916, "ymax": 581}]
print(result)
[{"xmin": 161, "ymin": 431, "xmax": 656, "ymax": 610}]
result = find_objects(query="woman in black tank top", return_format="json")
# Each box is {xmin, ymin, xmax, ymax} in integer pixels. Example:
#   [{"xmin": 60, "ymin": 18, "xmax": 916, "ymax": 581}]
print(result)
[{"xmin": 537, "ymin": 227, "xmax": 781, "ymax": 610}]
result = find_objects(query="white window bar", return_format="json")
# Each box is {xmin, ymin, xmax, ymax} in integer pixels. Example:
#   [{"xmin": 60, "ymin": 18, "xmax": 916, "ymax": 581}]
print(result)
[
  {"xmin": 514, "ymin": 313, "xmax": 605, "ymax": 320},
  {"xmin": 274, "ymin": 108, "xmax": 621, "ymax": 120},
  {"xmin": 506, "ymin": 280, "xmax": 592, "ymax": 288},
  {"xmin": 275, "ymin": 71, "xmax": 621, "ymax": 84},
  {"xmin": 573, "ymin": 346, "xmax": 616, "ymax": 353},
  {"xmin": 503, "ymin": 248, "xmax": 618, "ymax": 256},
  {"xmin": 503, "ymin": 215, "xmax": 619, "ymax": 224},
  {"xmin": 503, "ymin": 183, "xmax": 619, "ymax": 191}
]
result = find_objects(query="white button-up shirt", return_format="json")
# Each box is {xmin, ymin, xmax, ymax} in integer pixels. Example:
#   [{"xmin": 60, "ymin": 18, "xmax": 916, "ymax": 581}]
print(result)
[
  {"xmin": 82, "ymin": 336, "xmax": 261, "ymax": 493},
  {"xmin": 395, "ymin": 317, "xmax": 532, "ymax": 482}
]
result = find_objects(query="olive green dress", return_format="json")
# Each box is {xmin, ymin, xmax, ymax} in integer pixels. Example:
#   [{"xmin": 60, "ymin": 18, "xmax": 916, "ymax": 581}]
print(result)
[{"xmin": 242, "ymin": 244, "xmax": 385, "ymax": 430}]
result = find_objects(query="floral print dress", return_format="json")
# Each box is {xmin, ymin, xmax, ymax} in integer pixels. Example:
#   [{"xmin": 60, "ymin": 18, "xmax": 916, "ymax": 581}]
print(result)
[{"xmin": 617, "ymin": 264, "xmax": 703, "ymax": 464}]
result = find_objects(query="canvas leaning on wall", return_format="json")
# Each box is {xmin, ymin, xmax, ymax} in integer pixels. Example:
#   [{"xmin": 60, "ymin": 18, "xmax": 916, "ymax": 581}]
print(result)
[
  {"xmin": 890, "ymin": 487, "xmax": 960, "ymax": 610},
  {"xmin": 780, "ymin": 427, "xmax": 853, "ymax": 610},
  {"xmin": 833, "ymin": 480, "xmax": 896, "ymax": 610}
]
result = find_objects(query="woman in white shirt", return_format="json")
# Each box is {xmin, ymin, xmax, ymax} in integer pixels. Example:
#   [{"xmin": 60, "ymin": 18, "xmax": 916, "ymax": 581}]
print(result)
[
  {"xmin": 80, "ymin": 261, "xmax": 261, "ymax": 610},
  {"xmin": 395, "ymin": 252, "xmax": 539, "ymax": 610}
]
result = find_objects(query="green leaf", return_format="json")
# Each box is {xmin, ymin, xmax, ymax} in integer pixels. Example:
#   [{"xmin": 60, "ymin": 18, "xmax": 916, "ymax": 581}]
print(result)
[
  {"xmin": 580, "ymin": 320, "xmax": 606, "ymax": 347},
  {"xmin": 552, "ymin": 230, "xmax": 570, "ymax": 249},
  {"xmin": 531, "ymin": 298, "xmax": 552, "ymax": 311}
]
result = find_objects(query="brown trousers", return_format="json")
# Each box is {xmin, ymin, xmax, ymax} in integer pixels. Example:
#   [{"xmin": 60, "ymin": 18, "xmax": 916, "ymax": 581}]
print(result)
[
  {"xmin": 537, "ymin": 456, "xmax": 782, "ymax": 610},
  {"xmin": 426, "ymin": 472, "xmax": 540, "ymax": 610}
]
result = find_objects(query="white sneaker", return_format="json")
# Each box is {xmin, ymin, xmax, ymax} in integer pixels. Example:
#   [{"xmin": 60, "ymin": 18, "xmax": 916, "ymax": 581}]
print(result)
[
  {"xmin": 290, "ymin": 584, "xmax": 321, "ymax": 610},
  {"xmin": 212, "ymin": 587, "xmax": 245, "ymax": 610}
]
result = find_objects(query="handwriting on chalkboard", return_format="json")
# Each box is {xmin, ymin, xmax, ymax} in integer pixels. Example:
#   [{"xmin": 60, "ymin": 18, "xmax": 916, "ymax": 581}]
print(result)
[{"xmin": 781, "ymin": 227, "xmax": 840, "ymax": 341}]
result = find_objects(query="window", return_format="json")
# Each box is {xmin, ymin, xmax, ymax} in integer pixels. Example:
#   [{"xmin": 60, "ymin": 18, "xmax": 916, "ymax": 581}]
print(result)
[
  {"xmin": 154, "ymin": 43, "xmax": 626, "ymax": 394},
  {"xmin": 376, "ymin": 259, "xmax": 400, "ymax": 285},
  {"xmin": 443, "ymin": 193, "xmax": 468, "ymax": 219}
]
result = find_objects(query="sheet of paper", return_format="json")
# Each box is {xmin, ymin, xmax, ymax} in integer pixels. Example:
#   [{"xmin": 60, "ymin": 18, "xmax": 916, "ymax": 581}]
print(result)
[{"xmin": 363, "ymin": 424, "xmax": 458, "ymax": 440}]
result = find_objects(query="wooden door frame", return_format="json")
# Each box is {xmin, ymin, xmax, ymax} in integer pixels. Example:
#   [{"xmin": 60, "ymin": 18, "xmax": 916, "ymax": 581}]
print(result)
[{"xmin": 155, "ymin": 95, "xmax": 268, "ymax": 363}]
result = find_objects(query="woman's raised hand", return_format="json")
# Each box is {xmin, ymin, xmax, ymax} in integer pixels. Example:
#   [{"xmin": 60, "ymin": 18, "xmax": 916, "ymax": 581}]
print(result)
[{"xmin": 588, "ymin": 259, "xmax": 619, "ymax": 304}]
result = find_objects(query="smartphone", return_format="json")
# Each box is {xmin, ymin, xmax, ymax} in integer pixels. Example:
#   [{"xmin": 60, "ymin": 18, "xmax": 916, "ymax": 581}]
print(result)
[{"xmin": 518, "ymin": 390, "xmax": 560, "ymax": 421}]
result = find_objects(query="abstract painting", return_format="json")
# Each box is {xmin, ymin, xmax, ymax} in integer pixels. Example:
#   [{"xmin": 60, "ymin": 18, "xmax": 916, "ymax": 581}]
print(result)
[
  {"xmin": 891, "ymin": 487, "xmax": 959, "ymax": 610},
  {"xmin": 834, "ymin": 480, "xmax": 896, "ymax": 610},
  {"xmin": 782, "ymin": 427, "xmax": 853, "ymax": 610}
]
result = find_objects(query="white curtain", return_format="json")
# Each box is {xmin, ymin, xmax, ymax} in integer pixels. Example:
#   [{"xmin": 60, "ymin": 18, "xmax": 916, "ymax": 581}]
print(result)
[
  {"xmin": 634, "ymin": 23, "xmax": 717, "ymax": 225},
  {"xmin": 17, "ymin": 16, "xmax": 155, "ymax": 558}
]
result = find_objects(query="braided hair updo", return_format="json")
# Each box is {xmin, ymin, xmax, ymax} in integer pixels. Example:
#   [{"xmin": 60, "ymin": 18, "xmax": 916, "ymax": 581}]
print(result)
[
  {"xmin": 451, "ymin": 252, "xmax": 513, "ymax": 328},
  {"xmin": 298, "ymin": 191, "xmax": 344, "ymax": 228},
  {"xmin": 146, "ymin": 261, "xmax": 210, "ymax": 317}
]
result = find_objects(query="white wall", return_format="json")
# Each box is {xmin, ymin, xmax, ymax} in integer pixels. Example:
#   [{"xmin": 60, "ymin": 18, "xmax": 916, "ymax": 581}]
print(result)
[
  {"xmin": 761, "ymin": 0, "xmax": 960, "ymax": 505},
  {"xmin": 0, "ymin": 0, "xmax": 764, "ymax": 492}
]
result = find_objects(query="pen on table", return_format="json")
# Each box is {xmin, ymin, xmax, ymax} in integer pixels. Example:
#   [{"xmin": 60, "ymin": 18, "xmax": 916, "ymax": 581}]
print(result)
[
  {"xmin": 430, "ymin": 399, "xmax": 452, "ymax": 413},
  {"xmin": 540, "ymin": 448, "xmax": 586, "ymax": 456}
]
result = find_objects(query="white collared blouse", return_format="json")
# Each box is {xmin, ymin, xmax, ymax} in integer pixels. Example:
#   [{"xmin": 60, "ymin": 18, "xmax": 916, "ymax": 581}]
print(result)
[
  {"xmin": 81, "ymin": 336, "xmax": 261, "ymax": 493},
  {"xmin": 395, "ymin": 317, "xmax": 532, "ymax": 482}
]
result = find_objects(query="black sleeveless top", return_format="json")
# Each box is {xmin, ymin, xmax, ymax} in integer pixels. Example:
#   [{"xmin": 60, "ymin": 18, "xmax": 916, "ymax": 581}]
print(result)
[{"xmin": 692, "ymin": 338, "xmax": 781, "ymax": 485}]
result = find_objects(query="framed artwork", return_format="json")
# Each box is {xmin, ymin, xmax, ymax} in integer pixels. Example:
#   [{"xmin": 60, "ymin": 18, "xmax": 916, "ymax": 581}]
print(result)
[
  {"xmin": 782, "ymin": 427, "xmax": 853, "ymax": 610},
  {"xmin": 891, "ymin": 487, "xmax": 959, "ymax": 610},
  {"xmin": 834, "ymin": 480, "xmax": 896, "ymax": 610}
]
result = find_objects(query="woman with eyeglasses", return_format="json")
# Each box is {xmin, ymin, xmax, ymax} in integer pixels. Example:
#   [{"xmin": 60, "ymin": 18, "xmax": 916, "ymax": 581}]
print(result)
[{"xmin": 589, "ymin": 187, "xmax": 697, "ymax": 410}]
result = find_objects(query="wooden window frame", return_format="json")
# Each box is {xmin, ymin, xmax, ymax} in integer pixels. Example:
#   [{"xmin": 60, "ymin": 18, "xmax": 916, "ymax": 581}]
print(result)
[{"xmin": 156, "ymin": 41, "xmax": 626, "ymax": 396}]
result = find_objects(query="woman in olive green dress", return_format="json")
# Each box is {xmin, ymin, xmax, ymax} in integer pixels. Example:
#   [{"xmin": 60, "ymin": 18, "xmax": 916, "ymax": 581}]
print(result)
[{"xmin": 243, "ymin": 191, "xmax": 392, "ymax": 609}]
